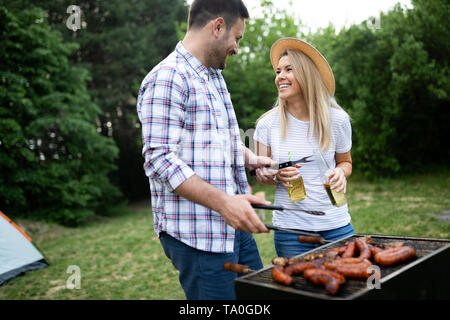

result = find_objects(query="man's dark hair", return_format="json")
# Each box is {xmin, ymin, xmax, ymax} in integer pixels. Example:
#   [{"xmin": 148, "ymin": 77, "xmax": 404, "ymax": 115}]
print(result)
[{"xmin": 188, "ymin": 0, "xmax": 249, "ymax": 30}]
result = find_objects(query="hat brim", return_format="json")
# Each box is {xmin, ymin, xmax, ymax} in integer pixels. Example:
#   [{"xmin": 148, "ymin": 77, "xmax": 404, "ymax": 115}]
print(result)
[{"xmin": 270, "ymin": 38, "xmax": 335, "ymax": 96}]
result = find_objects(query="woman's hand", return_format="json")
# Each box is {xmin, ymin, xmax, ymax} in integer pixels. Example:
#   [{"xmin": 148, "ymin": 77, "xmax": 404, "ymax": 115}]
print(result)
[
  {"xmin": 275, "ymin": 164, "xmax": 302, "ymax": 188},
  {"xmin": 327, "ymin": 167, "xmax": 347, "ymax": 194}
]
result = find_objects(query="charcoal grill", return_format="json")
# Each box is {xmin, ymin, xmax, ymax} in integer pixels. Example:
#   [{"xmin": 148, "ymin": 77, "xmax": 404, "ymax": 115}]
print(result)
[{"xmin": 235, "ymin": 234, "xmax": 450, "ymax": 300}]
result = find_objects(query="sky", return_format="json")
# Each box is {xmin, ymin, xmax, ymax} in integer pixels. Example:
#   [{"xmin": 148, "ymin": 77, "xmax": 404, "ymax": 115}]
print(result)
[{"xmin": 187, "ymin": 0, "xmax": 413, "ymax": 33}]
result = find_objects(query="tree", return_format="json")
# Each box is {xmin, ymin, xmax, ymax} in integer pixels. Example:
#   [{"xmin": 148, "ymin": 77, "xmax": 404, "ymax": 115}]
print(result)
[
  {"xmin": 307, "ymin": 0, "xmax": 449, "ymax": 176},
  {"xmin": 0, "ymin": 6, "xmax": 121, "ymax": 225},
  {"xmin": 223, "ymin": 0, "xmax": 303, "ymax": 131},
  {"xmin": 8, "ymin": 0, "xmax": 189, "ymax": 201}
]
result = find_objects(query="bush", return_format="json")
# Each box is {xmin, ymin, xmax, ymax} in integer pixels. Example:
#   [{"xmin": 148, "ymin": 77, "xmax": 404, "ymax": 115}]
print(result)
[{"xmin": 0, "ymin": 7, "xmax": 122, "ymax": 225}]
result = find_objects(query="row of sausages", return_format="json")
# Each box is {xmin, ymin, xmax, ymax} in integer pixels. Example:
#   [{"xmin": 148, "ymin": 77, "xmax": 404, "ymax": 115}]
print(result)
[{"xmin": 270, "ymin": 237, "xmax": 417, "ymax": 295}]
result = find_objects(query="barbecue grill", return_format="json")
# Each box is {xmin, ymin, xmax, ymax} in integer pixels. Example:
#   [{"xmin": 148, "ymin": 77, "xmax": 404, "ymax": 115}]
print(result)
[{"xmin": 235, "ymin": 234, "xmax": 450, "ymax": 300}]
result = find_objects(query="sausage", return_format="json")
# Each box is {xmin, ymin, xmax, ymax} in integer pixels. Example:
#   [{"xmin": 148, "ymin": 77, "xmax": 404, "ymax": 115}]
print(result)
[
  {"xmin": 330, "ymin": 257, "xmax": 365, "ymax": 265},
  {"xmin": 272, "ymin": 257, "xmax": 289, "ymax": 267},
  {"xmin": 355, "ymin": 238, "xmax": 372, "ymax": 260},
  {"xmin": 328, "ymin": 246, "xmax": 348, "ymax": 255},
  {"xmin": 223, "ymin": 262, "xmax": 250, "ymax": 274},
  {"xmin": 298, "ymin": 235, "xmax": 325, "ymax": 244},
  {"xmin": 342, "ymin": 241, "xmax": 356, "ymax": 258},
  {"xmin": 374, "ymin": 246, "xmax": 416, "ymax": 267},
  {"xmin": 307, "ymin": 274, "xmax": 340, "ymax": 295},
  {"xmin": 303, "ymin": 269, "xmax": 341, "ymax": 295},
  {"xmin": 271, "ymin": 265, "xmax": 293, "ymax": 286},
  {"xmin": 284, "ymin": 261, "xmax": 316, "ymax": 275},
  {"xmin": 287, "ymin": 257, "xmax": 300, "ymax": 265},
  {"xmin": 324, "ymin": 259, "xmax": 372, "ymax": 279},
  {"xmin": 303, "ymin": 268, "xmax": 346, "ymax": 285},
  {"xmin": 302, "ymin": 252, "xmax": 324, "ymax": 261},
  {"xmin": 368, "ymin": 244, "xmax": 384, "ymax": 256},
  {"xmin": 324, "ymin": 250, "xmax": 339, "ymax": 260},
  {"xmin": 384, "ymin": 241, "xmax": 405, "ymax": 249}
]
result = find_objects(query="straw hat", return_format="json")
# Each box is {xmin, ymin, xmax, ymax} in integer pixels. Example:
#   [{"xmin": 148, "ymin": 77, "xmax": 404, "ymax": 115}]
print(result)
[{"xmin": 270, "ymin": 37, "xmax": 335, "ymax": 96}]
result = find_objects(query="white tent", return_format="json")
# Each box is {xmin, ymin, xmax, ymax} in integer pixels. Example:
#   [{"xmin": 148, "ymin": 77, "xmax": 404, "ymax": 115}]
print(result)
[{"xmin": 0, "ymin": 211, "xmax": 48, "ymax": 285}]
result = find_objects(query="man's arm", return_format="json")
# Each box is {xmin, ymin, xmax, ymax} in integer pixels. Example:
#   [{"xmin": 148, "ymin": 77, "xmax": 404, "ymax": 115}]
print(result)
[
  {"xmin": 254, "ymin": 141, "xmax": 278, "ymax": 186},
  {"xmin": 242, "ymin": 145, "xmax": 277, "ymax": 170},
  {"xmin": 139, "ymin": 68, "xmax": 269, "ymax": 234},
  {"xmin": 174, "ymin": 175, "xmax": 269, "ymax": 233}
]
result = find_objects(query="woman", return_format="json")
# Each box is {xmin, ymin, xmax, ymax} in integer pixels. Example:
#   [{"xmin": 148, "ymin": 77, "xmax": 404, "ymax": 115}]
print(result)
[{"xmin": 254, "ymin": 38, "xmax": 354, "ymax": 257}]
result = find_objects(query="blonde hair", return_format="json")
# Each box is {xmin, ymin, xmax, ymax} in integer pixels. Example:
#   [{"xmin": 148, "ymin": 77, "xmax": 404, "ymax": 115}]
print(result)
[{"xmin": 257, "ymin": 49, "xmax": 345, "ymax": 152}]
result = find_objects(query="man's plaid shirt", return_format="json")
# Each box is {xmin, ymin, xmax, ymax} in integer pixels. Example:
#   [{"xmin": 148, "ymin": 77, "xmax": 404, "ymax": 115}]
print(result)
[{"xmin": 137, "ymin": 42, "xmax": 250, "ymax": 253}]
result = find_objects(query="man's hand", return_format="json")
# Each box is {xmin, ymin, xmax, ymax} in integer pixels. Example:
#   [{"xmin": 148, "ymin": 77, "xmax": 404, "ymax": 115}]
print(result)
[
  {"xmin": 219, "ymin": 194, "xmax": 270, "ymax": 233},
  {"xmin": 243, "ymin": 146, "xmax": 277, "ymax": 171},
  {"xmin": 174, "ymin": 175, "xmax": 270, "ymax": 234},
  {"xmin": 255, "ymin": 167, "xmax": 276, "ymax": 185}
]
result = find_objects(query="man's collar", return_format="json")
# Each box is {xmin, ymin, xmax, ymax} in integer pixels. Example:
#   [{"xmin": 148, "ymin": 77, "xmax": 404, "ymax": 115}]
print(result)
[{"xmin": 176, "ymin": 41, "xmax": 213, "ymax": 82}]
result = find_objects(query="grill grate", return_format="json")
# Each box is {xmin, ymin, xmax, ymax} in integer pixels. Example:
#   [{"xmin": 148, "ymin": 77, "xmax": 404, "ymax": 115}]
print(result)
[{"xmin": 236, "ymin": 234, "xmax": 450, "ymax": 300}]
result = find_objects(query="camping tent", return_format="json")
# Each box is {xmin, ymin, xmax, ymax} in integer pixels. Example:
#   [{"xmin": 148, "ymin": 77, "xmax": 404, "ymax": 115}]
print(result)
[{"xmin": 0, "ymin": 211, "xmax": 48, "ymax": 285}]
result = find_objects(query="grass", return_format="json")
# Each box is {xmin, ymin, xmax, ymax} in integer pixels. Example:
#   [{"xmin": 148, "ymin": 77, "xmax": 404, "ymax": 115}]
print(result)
[{"xmin": 1, "ymin": 169, "xmax": 449, "ymax": 300}]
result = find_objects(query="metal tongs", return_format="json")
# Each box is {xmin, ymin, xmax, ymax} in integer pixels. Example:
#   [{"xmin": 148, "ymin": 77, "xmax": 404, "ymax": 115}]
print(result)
[
  {"xmin": 252, "ymin": 203, "xmax": 325, "ymax": 216},
  {"xmin": 249, "ymin": 155, "xmax": 314, "ymax": 175}
]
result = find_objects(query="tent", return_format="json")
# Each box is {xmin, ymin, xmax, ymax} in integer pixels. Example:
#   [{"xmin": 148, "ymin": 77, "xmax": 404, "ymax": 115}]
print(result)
[{"xmin": 0, "ymin": 211, "xmax": 48, "ymax": 285}]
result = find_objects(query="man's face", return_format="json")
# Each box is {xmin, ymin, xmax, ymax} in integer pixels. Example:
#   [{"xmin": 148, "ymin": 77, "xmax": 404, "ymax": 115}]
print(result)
[{"xmin": 210, "ymin": 18, "xmax": 245, "ymax": 70}]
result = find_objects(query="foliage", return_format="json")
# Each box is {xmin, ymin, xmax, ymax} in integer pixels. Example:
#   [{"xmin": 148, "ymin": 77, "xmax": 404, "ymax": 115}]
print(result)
[
  {"xmin": 307, "ymin": 0, "xmax": 449, "ymax": 176},
  {"xmin": 223, "ymin": 0, "xmax": 304, "ymax": 130},
  {"xmin": 230, "ymin": 0, "xmax": 449, "ymax": 177},
  {"xmin": 6, "ymin": 0, "xmax": 189, "ymax": 201},
  {"xmin": 0, "ymin": 0, "xmax": 448, "ymax": 227},
  {"xmin": 0, "ymin": 7, "xmax": 121, "ymax": 225}
]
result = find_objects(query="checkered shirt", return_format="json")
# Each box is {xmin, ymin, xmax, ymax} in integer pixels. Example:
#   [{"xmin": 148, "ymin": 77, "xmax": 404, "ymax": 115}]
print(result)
[{"xmin": 137, "ymin": 42, "xmax": 250, "ymax": 253}]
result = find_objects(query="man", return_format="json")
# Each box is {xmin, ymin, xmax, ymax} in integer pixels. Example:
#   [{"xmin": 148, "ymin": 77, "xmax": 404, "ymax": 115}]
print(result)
[{"xmin": 137, "ymin": 0, "xmax": 275, "ymax": 300}]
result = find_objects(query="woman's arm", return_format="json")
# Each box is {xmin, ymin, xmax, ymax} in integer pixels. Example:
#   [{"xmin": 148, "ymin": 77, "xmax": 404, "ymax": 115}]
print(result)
[{"xmin": 328, "ymin": 150, "xmax": 352, "ymax": 193}]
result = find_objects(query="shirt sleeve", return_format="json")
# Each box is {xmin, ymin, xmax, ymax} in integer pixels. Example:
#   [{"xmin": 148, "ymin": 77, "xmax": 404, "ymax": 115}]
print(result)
[
  {"xmin": 335, "ymin": 114, "xmax": 352, "ymax": 153},
  {"xmin": 137, "ymin": 67, "xmax": 195, "ymax": 192},
  {"xmin": 253, "ymin": 113, "xmax": 272, "ymax": 147}
]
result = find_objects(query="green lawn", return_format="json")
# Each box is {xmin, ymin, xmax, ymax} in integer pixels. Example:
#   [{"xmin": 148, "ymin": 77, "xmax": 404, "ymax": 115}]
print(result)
[{"xmin": 1, "ymin": 169, "xmax": 449, "ymax": 300}]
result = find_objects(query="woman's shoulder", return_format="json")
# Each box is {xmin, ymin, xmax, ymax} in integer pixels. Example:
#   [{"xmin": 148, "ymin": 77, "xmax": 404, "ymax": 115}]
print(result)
[
  {"xmin": 256, "ymin": 107, "xmax": 280, "ymax": 128},
  {"xmin": 330, "ymin": 106, "xmax": 350, "ymax": 126}
]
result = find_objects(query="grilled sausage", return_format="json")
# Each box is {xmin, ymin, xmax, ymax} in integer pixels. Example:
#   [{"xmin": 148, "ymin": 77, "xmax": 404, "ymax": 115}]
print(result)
[
  {"xmin": 374, "ymin": 246, "xmax": 416, "ymax": 267},
  {"xmin": 223, "ymin": 262, "xmax": 250, "ymax": 274},
  {"xmin": 342, "ymin": 241, "xmax": 356, "ymax": 258},
  {"xmin": 324, "ymin": 259, "xmax": 372, "ymax": 279},
  {"xmin": 271, "ymin": 265, "xmax": 293, "ymax": 286},
  {"xmin": 384, "ymin": 241, "xmax": 405, "ymax": 249},
  {"xmin": 368, "ymin": 244, "xmax": 384, "ymax": 256},
  {"xmin": 331, "ymin": 257, "xmax": 365, "ymax": 265},
  {"xmin": 303, "ymin": 269, "xmax": 342, "ymax": 295},
  {"xmin": 324, "ymin": 250, "xmax": 340, "ymax": 260},
  {"xmin": 355, "ymin": 238, "xmax": 372, "ymax": 260},
  {"xmin": 303, "ymin": 268, "xmax": 346, "ymax": 285},
  {"xmin": 284, "ymin": 261, "xmax": 316, "ymax": 276},
  {"xmin": 272, "ymin": 257, "xmax": 289, "ymax": 267},
  {"xmin": 302, "ymin": 252, "xmax": 324, "ymax": 261},
  {"xmin": 298, "ymin": 235, "xmax": 325, "ymax": 244},
  {"xmin": 327, "ymin": 246, "xmax": 347, "ymax": 255},
  {"xmin": 287, "ymin": 257, "xmax": 300, "ymax": 265}
]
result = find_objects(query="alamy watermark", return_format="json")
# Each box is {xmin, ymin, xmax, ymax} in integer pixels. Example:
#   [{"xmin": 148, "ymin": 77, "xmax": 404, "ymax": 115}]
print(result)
[
  {"xmin": 66, "ymin": 265, "xmax": 81, "ymax": 289},
  {"xmin": 366, "ymin": 16, "xmax": 381, "ymax": 31},
  {"xmin": 66, "ymin": 5, "xmax": 82, "ymax": 32},
  {"xmin": 366, "ymin": 265, "xmax": 381, "ymax": 289}
]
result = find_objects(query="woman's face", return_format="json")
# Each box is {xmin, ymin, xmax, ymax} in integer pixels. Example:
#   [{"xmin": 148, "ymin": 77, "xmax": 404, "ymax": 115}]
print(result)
[{"xmin": 275, "ymin": 55, "xmax": 303, "ymax": 101}]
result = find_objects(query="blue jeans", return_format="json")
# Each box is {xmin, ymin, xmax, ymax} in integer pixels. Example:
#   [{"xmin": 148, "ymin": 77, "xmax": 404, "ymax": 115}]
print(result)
[
  {"xmin": 159, "ymin": 230, "xmax": 263, "ymax": 300},
  {"xmin": 274, "ymin": 223, "xmax": 355, "ymax": 258}
]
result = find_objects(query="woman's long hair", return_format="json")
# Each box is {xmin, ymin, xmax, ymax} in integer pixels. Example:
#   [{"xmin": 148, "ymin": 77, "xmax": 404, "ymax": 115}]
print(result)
[{"xmin": 258, "ymin": 49, "xmax": 346, "ymax": 152}]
